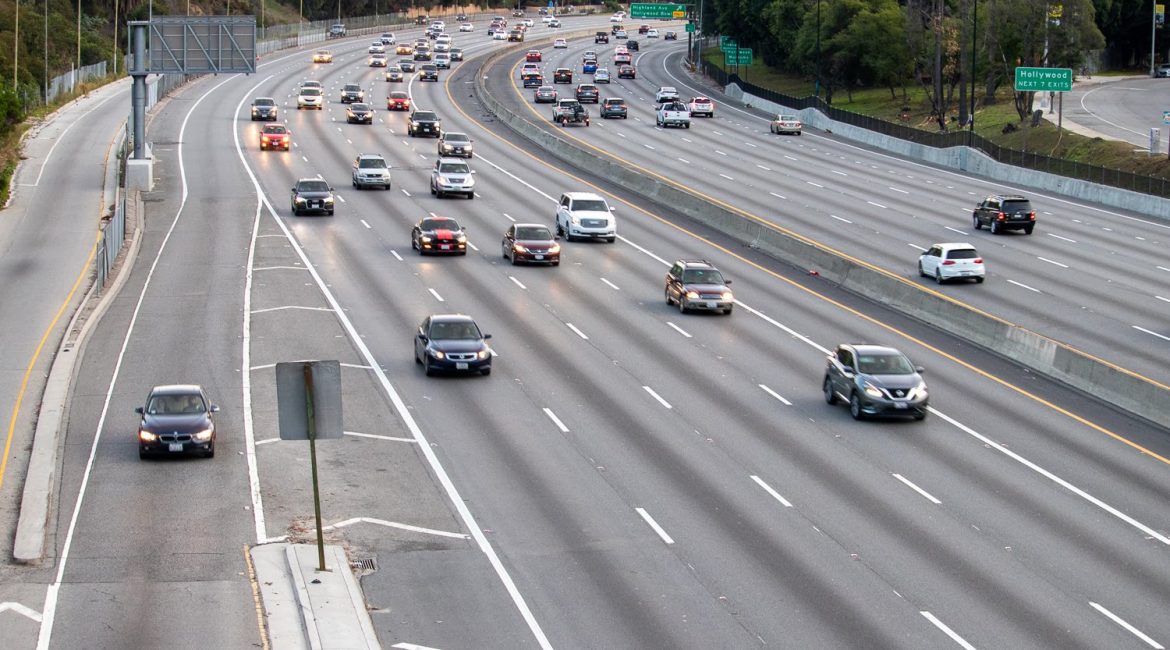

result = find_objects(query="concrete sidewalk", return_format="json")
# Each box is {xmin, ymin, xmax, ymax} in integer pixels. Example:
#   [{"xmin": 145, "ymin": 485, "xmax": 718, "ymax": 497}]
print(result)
[{"xmin": 251, "ymin": 543, "xmax": 381, "ymax": 649}]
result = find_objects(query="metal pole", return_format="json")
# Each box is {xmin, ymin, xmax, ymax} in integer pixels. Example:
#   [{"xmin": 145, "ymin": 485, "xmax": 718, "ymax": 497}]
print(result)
[
  {"xmin": 1153, "ymin": 0, "xmax": 1159, "ymax": 77},
  {"xmin": 131, "ymin": 24, "xmax": 146, "ymax": 159},
  {"xmin": 299, "ymin": 0, "xmax": 303, "ymax": 46},
  {"xmin": 77, "ymin": 0, "xmax": 81, "ymax": 74},
  {"xmin": 113, "ymin": 0, "xmax": 118, "ymax": 76},
  {"xmin": 304, "ymin": 364, "xmax": 327, "ymax": 573},
  {"xmin": 43, "ymin": 0, "xmax": 48, "ymax": 102},
  {"xmin": 814, "ymin": 0, "xmax": 821, "ymax": 98},
  {"xmin": 14, "ymin": 0, "xmax": 19, "ymax": 89}
]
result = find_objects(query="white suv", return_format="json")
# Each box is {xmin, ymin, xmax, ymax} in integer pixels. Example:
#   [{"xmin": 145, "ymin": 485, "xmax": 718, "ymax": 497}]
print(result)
[
  {"xmin": 352, "ymin": 153, "xmax": 392, "ymax": 190},
  {"xmin": 555, "ymin": 192, "xmax": 616, "ymax": 242}
]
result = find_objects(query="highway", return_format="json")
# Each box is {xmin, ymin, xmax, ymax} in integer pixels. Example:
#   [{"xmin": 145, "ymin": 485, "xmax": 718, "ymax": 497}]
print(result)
[{"xmin": 14, "ymin": 14, "xmax": 1170, "ymax": 650}]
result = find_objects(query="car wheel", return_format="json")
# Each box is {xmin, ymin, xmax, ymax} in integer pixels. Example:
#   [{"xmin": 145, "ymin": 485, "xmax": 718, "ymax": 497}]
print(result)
[
  {"xmin": 293, "ymin": 206, "xmax": 300, "ymax": 216},
  {"xmin": 665, "ymin": 287, "xmax": 673, "ymax": 305},
  {"xmin": 204, "ymin": 444, "xmax": 215, "ymax": 459},
  {"xmin": 972, "ymin": 214, "xmax": 982, "ymax": 229},
  {"xmin": 352, "ymin": 180, "xmax": 358, "ymax": 188},
  {"xmin": 990, "ymin": 219, "xmax": 1000, "ymax": 234},
  {"xmin": 913, "ymin": 412, "xmax": 927, "ymax": 421},
  {"xmin": 849, "ymin": 393, "xmax": 865, "ymax": 420},
  {"xmin": 975, "ymin": 276, "xmax": 985, "ymax": 283},
  {"xmin": 823, "ymin": 377, "xmax": 838, "ymax": 404},
  {"xmin": 678, "ymin": 297, "xmax": 687, "ymax": 313},
  {"xmin": 424, "ymin": 357, "xmax": 435, "ymax": 376},
  {"xmin": 935, "ymin": 270, "xmax": 945, "ymax": 285},
  {"xmin": 918, "ymin": 261, "xmax": 926, "ymax": 278},
  {"xmin": 139, "ymin": 448, "xmax": 148, "ymax": 460},
  {"xmin": 723, "ymin": 307, "xmax": 733, "ymax": 315},
  {"xmin": 468, "ymin": 192, "xmax": 475, "ymax": 200},
  {"xmin": 328, "ymin": 209, "xmax": 334, "ymax": 216},
  {"xmin": 1024, "ymin": 225, "xmax": 1035, "ymax": 235},
  {"xmin": 415, "ymin": 347, "xmax": 422, "ymax": 364},
  {"xmin": 481, "ymin": 368, "xmax": 491, "ymax": 376}
]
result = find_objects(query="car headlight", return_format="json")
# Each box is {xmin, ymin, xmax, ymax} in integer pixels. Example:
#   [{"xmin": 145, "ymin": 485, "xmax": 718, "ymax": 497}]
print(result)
[
  {"xmin": 295, "ymin": 196, "xmax": 307, "ymax": 204},
  {"xmin": 323, "ymin": 196, "xmax": 334, "ymax": 204},
  {"xmin": 442, "ymin": 144, "xmax": 453, "ymax": 151},
  {"xmin": 907, "ymin": 382, "xmax": 928, "ymax": 400},
  {"xmin": 477, "ymin": 349, "xmax": 491, "ymax": 360},
  {"xmin": 570, "ymin": 216, "xmax": 580, "ymax": 224},
  {"xmin": 721, "ymin": 291, "xmax": 734, "ymax": 301},
  {"xmin": 420, "ymin": 236, "xmax": 432, "ymax": 243},
  {"xmin": 429, "ymin": 348, "xmax": 445, "ymax": 359},
  {"xmin": 138, "ymin": 430, "xmax": 158, "ymax": 442},
  {"xmin": 513, "ymin": 244, "xmax": 528, "ymax": 253},
  {"xmin": 548, "ymin": 243, "xmax": 560, "ymax": 253},
  {"xmin": 455, "ymin": 234, "xmax": 467, "ymax": 242},
  {"xmin": 685, "ymin": 290, "xmax": 700, "ymax": 300},
  {"xmin": 192, "ymin": 427, "xmax": 214, "ymax": 442},
  {"xmin": 863, "ymin": 382, "xmax": 883, "ymax": 398}
]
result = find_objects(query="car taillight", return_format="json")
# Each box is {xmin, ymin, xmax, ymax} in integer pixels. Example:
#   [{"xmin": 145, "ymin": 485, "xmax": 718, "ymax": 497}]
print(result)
[
  {"xmin": 973, "ymin": 258, "xmax": 983, "ymax": 263},
  {"xmin": 997, "ymin": 211, "xmax": 1006, "ymax": 221},
  {"xmin": 942, "ymin": 260, "xmax": 955, "ymax": 265},
  {"xmin": 1029, "ymin": 211, "xmax": 1036, "ymax": 220}
]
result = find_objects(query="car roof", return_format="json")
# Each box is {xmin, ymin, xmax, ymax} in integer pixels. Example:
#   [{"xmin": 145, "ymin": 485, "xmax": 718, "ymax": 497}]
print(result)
[
  {"xmin": 563, "ymin": 191, "xmax": 605, "ymax": 200},
  {"xmin": 844, "ymin": 344, "xmax": 905, "ymax": 356},
  {"xmin": 148, "ymin": 384, "xmax": 205, "ymax": 395},
  {"xmin": 429, "ymin": 313, "xmax": 475, "ymax": 323},
  {"xmin": 437, "ymin": 156, "xmax": 469, "ymax": 164},
  {"xmin": 675, "ymin": 259, "xmax": 717, "ymax": 269},
  {"xmin": 357, "ymin": 153, "xmax": 385, "ymax": 159},
  {"xmin": 931, "ymin": 242, "xmax": 977, "ymax": 249}
]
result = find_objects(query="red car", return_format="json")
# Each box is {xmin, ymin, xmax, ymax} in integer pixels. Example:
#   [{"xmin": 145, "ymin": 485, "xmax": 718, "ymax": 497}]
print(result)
[
  {"xmin": 259, "ymin": 124, "xmax": 291, "ymax": 150},
  {"xmin": 638, "ymin": 24, "xmax": 650, "ymax": 34},
  {"xmin": 387, "ymin": 91, "xmax": 411, "ymax": 110},
  {"xmin": 618, "ymin": 65, "xmax": 636, "ymax": 79},
  {"xmin": 526, "ymin": 50, "xmax": 542, "ymax": 62},
  {"xmin": 553, "ymin": 67, "xmax": 573, "ymax": 84}
]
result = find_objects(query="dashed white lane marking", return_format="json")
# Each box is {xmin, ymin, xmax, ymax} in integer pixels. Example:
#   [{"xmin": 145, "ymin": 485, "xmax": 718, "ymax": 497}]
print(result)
[
  {"xmin": 1037, "ymin": 256, "xmax": 1069, "ymax": 268},
  {"xmin": 892, "ymin": 473, "xmax": 942, "ymax": 504},
  {"xmin": 1133, "ymin": 326, "xmax": 1170, "ymax": 342},
  {"xmin": 360, "ymin": 219, "xmax": 371, "ymax": 229},
  {"xmin": 467, "ymin": 242, "xmax": 479, "ymax": 252},
  {"xmin": 401, "ymin": 189, "xmax": 411, "ymax": 197},
  {"xmin": 889, "ymin": 186, "xmax": 909, "ymax": 194},
  {"xmin": 784, "ymin": 155, "xmax": 797, "ymax": 161},
  {"xmin": 750, "ymin": 475, "xmax": 793, "ymax": 507},
  {"xmin": 944, "ymin": 226, "xmax": 967, "ymax": 236},
  {"xmin": 1157, "ymin": 266, "xmax": 1170, "ymax": 273},
  {"xmin": 719, "ymin": 173, "xmax": 734, "ymax": 181},
  {"xmin": 1048, "ymin": 233, "xmax": 1077, "ymax": 243},
  {"xmin": 681, "ymin": 137, "xmax": 692, "ymax": 143},
  {"xmin": 830, "ymin": 214, "xmax": 851, "ymax": 224},
  {"xmin": 867, "ymin": 200, "xmax": 886, "ymax": 209},
  {"xmin": 666, "ymin": 321, "xmax": 691, "ymax": 338},
  {"xmin": 600, "ymin": 277, "xmax": 620, "ymax": 290},
  {"xmin": 543, "ymin": 408, "xmax": 570, "ymax": 433},
  {"xmin": 832, "ymin": 170, "xmax": 847, "ymax": 176},
  {"xmin": 635, "ymin": 508, "xmax": 675, "ymax": 544},
  {"xmin": 1007, "ymin": 279, "xmax": 1041, "ymax": 293},
  {"xmin": 715, "ymin": 150, "xmax": 727, "ymax": 156},
  {"xmin": 509, "ymin": 276, "xmax": 527, "ymax": 290},
  {"xmin": 757, "ymin": 384, "xmax": 791, "ymax": 405},
  {"xmin": 807, "ymin": 181, "xmax": 823, "ymax": 188},
  {"xmin": 1156, "ymin": 295, "xmax": 1170, "ymax": 303},
  {"xmin": 920, "ymin": 611, "xmax": 976, "ymax": 650},
  {"xmin": 769, "ymin": 192, "xmax": 786, "ymax": 200},
  {"xmin": 643, "ymin": 385, "xmax": 672, "ymax": 409},
  {"xmin": 643, "ymin": 143, "xmax": 655, "ymax": 150},
  {"xmin": 756, "ymin": 164, "xmax": 772, "ymax": 171},
  {"xmin": 677, "ymin": 157, "xmax": 690, "ymax": 164},
  {"xmin": 428, "ymin": 288, "xmax": 444, "ymax": 302},
  {"xmin": 566, "ymin": 323, "xmax": 588, "ymax": 339},
  {"xmin": 391, "ymin": 250, "xmax": 403, "ymax": 261},
  {"xmin": 1089, "ymin": 601, "xmax": 1164, "ymax": 649}
]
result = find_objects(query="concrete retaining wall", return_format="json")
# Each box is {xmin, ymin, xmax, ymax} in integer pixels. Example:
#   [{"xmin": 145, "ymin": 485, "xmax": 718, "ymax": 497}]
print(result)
[{"xmin": 474, "ymin": 45, "xmax": 1170, "ymax": 431}]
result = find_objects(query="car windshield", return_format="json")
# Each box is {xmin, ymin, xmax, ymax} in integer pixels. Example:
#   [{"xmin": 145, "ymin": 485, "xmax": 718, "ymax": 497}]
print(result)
[
  {"xmin": 344, "ymin": 85, "xmax": 361, "ymax": 91},
  {"xmin": 857, "ymin": 354, "xmax": 915, "ymax": 375},
  {"xmin": 351, "ymin": 104, "xmax": 370, "ymax": 111},
  {"xmin": 254, "ymin": 98, "xmax": 275, "ymax": 106},
  {"xmin": 422, "ymin": 218, "xmax": 460, "ymax": 231},
  {"xmin": 262, "ymin": 125, "xmax": 287, "ymax": 134},
  {"xmin": 301, "ymin": 88, "xmax": 322, "ymax": 96},
  {"xmin": 147, "ymin": 393, "xmax": 206, "ymax": 415},
  {"xmin": 388, "ymin": 66, "xmax": 401, "ymax": 72},
  {"xmin": 948, "ymin": 248, "xmax": 979, "ymax": 260},
  {"xmin": 359, "ymin": 158, "xmax": 386, "ymax": 169},
  {"xmin": 439, "ymin": 162, "xmax": 469, "ymax": 174},
  {"xmin": 573, "ymin": 199, "xmax": 608, "ymax": 212},
  {"xmin": 414, "ymin": 112, "xmax": 437, "ymax": 121},
  {"xmin": 430, "ymin": 321, "xmax": 481, "ymax": 340},
  {"xmin": 298, "ymin": 180, "xmax": 329, "ymax": 192},
  {"xmin": 516, "ymin": 226, "xmax": 552, "ymax": 240},
  {"xmin": 390, "ymin": 92, "xmax": 408, "ymax": 99},
  {"xmin": 444, "ymin": 133, "xmax": 470, "ymax": 143},
  {"xmin": 681, "ymin": 269, "xmax": 725, "ymax": 284}
]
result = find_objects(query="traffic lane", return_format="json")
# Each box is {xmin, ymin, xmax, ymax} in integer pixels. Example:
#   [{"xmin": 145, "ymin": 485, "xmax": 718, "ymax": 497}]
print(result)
[
  {"xmin": 1071, "ymin": 77, "xmax": 1165, "ymax": 148},
  {"xmin": 482, "ymin": 62, "xmax": 1170, "ymax": 385},
  {"xmin": 46, "ymin": 74, "xmax": 264, "ymax": 649}
]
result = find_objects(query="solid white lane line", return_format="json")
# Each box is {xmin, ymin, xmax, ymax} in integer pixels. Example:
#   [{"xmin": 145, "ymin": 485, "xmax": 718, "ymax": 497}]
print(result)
[
  {"xmin": 867, "ymin": 200, "xmax": 887, "ymax": 209},
  {"xmin": 920, "ymin": 611, "xmax": 977, "ymax": 650},
  {"xmin": 806, "ymin": 181, "xmax": 823, "ymax": 188},
  {"xmin": 769, "ymin": 192, "xmax": 786, "ymax": 200},
  {"xmin": 344, "ymin": 431, "xmax": 417, "ymax": 443},
  {"xmin": 566, "ymin": 323, "xmax": 589, "ymax": 339},
  {"xmin": 719, "ymin": 173, "xmax": 734, "ymax": 181},
  {"xmin": 601, "ymin": 277, "xmax": 621, "ymax": 290},
  {"xmin": 543, "ymin": 408, "xmax": 570, "ymax": 433},
  {"xmin": 930, "ymin": 408, "xmax": 1170, "ymax": 544},
  {"xmin": 428, "ymin": 288, "xmax": 444, "ymax": 302},
  {"xmin": 1048, "ymin": 233, "xmax": 1077, "ymax": 243},
  {"xmin": 635, "ymin": 507, "xmax": 675, "ymax": 544},
  {"xmin": 1007, "ymin": 279, "xmax": 1041, "ymax": 293},
  {"xmin": 750, "ymin": 475, "xmax": 793, "ymax": 507},
  {"xmin": 643, "ymin": 386, "xmax": 672, "ymax": 409},
  {"xmin": 735, "ymin": 301, "xmax": 830, "ymax": 354},
  {"xmin": 1089, "ymin": 602, "xmax": 1164, "ymax": 649},
  {"xmin": 889, "ymin": 186, "xmax": 909, "ymax": 194},
  {"xmin": 390, "ymin": 250, "xmax": 403, "ymax": 261},
  {"xmin": 617, "ymin": 235, "xmax": 671, "ymax": 265},
  {"xmin": 360, "ymin": 219, "xmax": 372, "ymax": 229},
  {"xmin": 892, "ymin": 473, "xmax": 942, "ymax": 504},
  {"xmin": 1037, "ymin": 256, "xmax": 1069, "ymax": 268},
  {"xmin": 1133, "ymin": 326, "xmax": 1170, "ymax": 342},
  {"xmin": 666, "ymin": 322, "xmax": 692, "ymax": 338},
  {"xmin": 509, "ymin": 276, "xmax": 527, "ymax": 290},
  {"xmin": 830, "ymin": 214, "xmax": 852, "ymax": 224},
  {"xmin": 757, "ymin": 384, "xmax": 792, "ymax": 406},
  {"xmin": 944, "ymin": 226, "xmax": 967, "ymax": 235}
]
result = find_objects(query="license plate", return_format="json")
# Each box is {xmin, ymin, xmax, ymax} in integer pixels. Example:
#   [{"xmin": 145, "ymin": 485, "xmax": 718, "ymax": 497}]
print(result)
[
  {"xmin": 894, "ymin": 402, "xmax": 908, "ymax": 409},
  {"xmin": 707, "ymin": 301, "xmax": 717, "ymax": 308},
  {"xmin": 168, "ymin": 442, "xmax": 184, "ymax": 452},
  {"xmin": 441, "ymin": 244, "xmax": 450, "ymax": 250},
  {"xmin": 535, "ymin": 254, "xmax": 544, "ymax": 260},
  {"xmin": 456, "ymin": 362, "xmax": 468, "ymax": 370}
]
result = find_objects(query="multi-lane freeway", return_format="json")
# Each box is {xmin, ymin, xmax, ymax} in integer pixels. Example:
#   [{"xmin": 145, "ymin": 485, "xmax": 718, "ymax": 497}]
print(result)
[{"xmin": 5, "ymin": 12, "xmax": 1169, "ymax": 650}]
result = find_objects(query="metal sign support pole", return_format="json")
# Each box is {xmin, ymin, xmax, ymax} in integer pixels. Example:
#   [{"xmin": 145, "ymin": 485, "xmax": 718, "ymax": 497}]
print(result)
[
  {"xmin": 304, "ymin": 364, "xmax": 328, "ymax": 573},
  {"xmin": 131, "ymin": 24, "xmax": 147, "ymax": 160}
]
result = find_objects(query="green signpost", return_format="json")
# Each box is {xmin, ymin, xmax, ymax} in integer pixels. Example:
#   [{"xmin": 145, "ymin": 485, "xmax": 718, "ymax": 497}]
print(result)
[
  {"xmin": 630, "ymin": 3, "xmax": 687, "ymax": 19},
  {"xmin": 1013, "ymin": 67, "xmax": 1073, "ymax": 92},
  {"xmin": 685, "ymin": 22, "xmax": 695, "ymax": 33},
  {"xmin": 719, "ymin": 36, "xmax": 736, "ymax": 51},
  {"xmin": 724, "ymin": 47, "xmax": 752, "ymax": 66}
]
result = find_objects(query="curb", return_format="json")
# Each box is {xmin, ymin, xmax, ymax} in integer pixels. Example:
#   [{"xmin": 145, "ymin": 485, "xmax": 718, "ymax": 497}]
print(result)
[{"xmin": 472, "ymin": 42, "xmax": 1170, "ymax": 432}]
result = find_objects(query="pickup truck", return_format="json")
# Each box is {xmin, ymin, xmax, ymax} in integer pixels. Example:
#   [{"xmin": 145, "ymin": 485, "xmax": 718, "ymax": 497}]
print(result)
[
  {"xmin": 656, "ymin": 102, "xmax": 691, "ymax": 129},
  {"xmin": 552, "ymin": 99, "xmax": 590, "ymax": 127}
]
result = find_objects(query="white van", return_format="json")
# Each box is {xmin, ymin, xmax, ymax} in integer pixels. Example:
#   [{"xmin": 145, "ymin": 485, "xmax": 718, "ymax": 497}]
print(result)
[{"xmin": 555, "ymin": 192, "xmax": 616, "ymax": 242}]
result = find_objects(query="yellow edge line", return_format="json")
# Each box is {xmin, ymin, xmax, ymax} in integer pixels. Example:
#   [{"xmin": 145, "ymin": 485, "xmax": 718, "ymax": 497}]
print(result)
[
  {"xmin": 447, "ymin": 48, "xmax": 1170, "ymax": 467},
  {"xmin": 0, "ymin": 231, "xmax": 99, "ymax": 494},
  {"xmin": 245, "ymin": 545, "xmax": 272, "ymax": 650}
]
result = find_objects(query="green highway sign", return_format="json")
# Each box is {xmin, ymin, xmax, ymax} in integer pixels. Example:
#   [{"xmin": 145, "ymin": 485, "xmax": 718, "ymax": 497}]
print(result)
[
  {"xmin": 685, "ymin": 22, "xmax": 695, "ymax": 33},
  {"xmin": 630, "ymin": 3, "xmax": 687, "ymax": 19},
  {"xmin": 724, "ymin": 47, "xmax": 753, "ymax": 66},
  {"xmin": 720, "ymin": 37, "xmax": 737, "ymax": 51},
  {"xmin": 1014, "ymin": 67, "xmax": 1073, "ymax": 92}
]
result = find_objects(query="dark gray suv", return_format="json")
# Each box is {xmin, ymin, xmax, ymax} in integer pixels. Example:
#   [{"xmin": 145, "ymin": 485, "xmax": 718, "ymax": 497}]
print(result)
[
  {"xmin": 291, "ymin": 178, "xmax": 335, "ymax": 215},
  {"xmin": 973, "ymin": 195, "xmax": 1036, "ymax": 234},
  {"xmin": 823, "ymin": 344, "xmax": 928, "ymax": 421}
]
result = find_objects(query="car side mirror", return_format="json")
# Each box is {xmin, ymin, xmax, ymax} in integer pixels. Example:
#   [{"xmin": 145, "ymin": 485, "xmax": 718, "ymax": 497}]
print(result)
[
  {"xmin": 554, "ymin": 235, "xmax": 561, "ymax": 240},
  {"xmin": 417, "ymin": 333, "xmax": 428, "ymax": 341},
  {"xmin": 483, "ymin": 333, "xmax": 492, "ymax": 339},
  {"xmin": 210, "ymin": 405, "xmax": 220, "ymax": 413},
  {"xmin": 724, "ymin": 279, "xmax": 732, "ymax": 285},
  {"xmin": 291, "ymin": 187, "xmax": 296, "ymax": 192},
  {"xmin": 470, "ymin": 170, "xmax": 477, "ymax": 174},
  {"xmin": 915, "ymin": 366, "xmax": 925, "ymax": 374},
  {"xmin": 135, "ymin": 406, "xmax": 144, "ymax": 414}
]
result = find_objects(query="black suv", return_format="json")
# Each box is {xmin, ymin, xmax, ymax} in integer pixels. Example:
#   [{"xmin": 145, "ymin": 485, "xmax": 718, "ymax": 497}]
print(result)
[
  {"xmin": 340, "ymin": 83, "xmax": 364, "ymax": 103},
  {"xmin": 250, "ymin": 97, "xmax": 278, "ymax": 121},
  {"xmin": 418, "ymin": 64, "xmax": 439, "ymax": 81},
  {"xmin": 595, "ymin": 31, "xmax": 609, "ymax": 43},
  {"xmin": 664, "ymin": 259, "xmax": 734, "ymax": 314},
  {"xmin": 823, "ymin": 344, "xmax": 928, "ymax": 421},
  {"xmin": 600, "ymin": 97, "xmax": 627, "ymax": 119},
  {"xmin": 408, "ymin": 110, "xmax": 441, "ymax": 137},
  {"xmin": 291, "ymin": 178, "xmax": 335, "ymax": 215},
  {"xmin": 575, "ymin": 84, "xmax": 600, "ymax": 103},
  {"xmin": 972, "ymin": 195, "xmax": 1036, "ymax": 234}
]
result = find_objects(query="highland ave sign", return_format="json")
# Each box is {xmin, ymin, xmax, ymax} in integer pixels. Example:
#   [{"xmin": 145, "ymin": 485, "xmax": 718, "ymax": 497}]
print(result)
[{"xmin": 1014, "ymin": 67, "xmax": 1073, "ymax": 92}]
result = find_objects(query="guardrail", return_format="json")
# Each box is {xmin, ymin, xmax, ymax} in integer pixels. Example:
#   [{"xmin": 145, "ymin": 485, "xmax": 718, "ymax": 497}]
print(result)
[{"xmin": 474, "ymin": 40, "xmax": 1170, "ymax": 431}]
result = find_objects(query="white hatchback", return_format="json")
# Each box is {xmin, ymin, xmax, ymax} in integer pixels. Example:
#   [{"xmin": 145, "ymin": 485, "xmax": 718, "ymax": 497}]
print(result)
[{"xmin": 918, "ymin": 243, "xmax": 985, "ymax": 284}]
